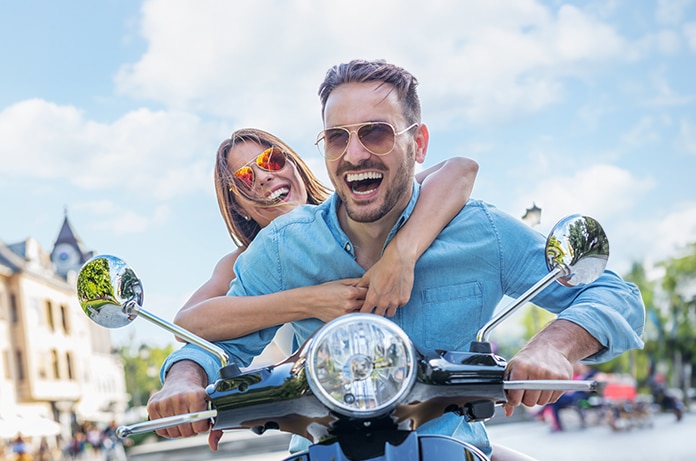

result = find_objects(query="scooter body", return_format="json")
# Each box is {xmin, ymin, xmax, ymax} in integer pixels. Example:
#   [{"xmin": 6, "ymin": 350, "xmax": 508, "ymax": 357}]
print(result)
[{"xmin": 75, "ymin": 215, "xmax": 608, "ymax": 461}]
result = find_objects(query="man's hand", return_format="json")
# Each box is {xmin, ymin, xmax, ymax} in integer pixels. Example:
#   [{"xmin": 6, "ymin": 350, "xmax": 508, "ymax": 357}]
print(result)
[
  {"xmin": 147, "ymin": 360, "xmax": 223, "ymax": 450},
  {"xmin": 503, "ymin": 342, "xmax": 573, "ymax": 416},
  {"xmin": 502, "ymin": 319, "xmax": 602, "ymax": 417}
]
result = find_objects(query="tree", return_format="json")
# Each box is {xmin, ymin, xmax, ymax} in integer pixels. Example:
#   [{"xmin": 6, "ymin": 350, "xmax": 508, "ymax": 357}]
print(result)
[
  {"xmin": 120, "ymin": 343, "xmax": 174, "ymax": 408},
  {"xmin": 659, "ymin": 243, "xmax": 696, "ymax": 400}
]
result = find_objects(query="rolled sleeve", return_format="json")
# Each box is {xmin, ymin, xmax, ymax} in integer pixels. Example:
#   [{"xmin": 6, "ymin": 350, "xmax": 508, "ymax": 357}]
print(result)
[
  {"xmin": 159, "ymin": 326, "xmax": 281, "ymax": 385},
  {"xmin": 160, "ymin": 343, "xmax": 224, "ymax": 384},
  {"xmin": 555, "ymin": 271, "xmax": 645, "ymax": 362}
]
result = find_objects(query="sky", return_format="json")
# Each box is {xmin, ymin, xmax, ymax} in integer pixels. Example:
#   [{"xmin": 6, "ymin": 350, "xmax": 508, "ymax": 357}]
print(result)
[{"xmin": 1, "ymin": 0, "xmax": 695, "ymax": 348}]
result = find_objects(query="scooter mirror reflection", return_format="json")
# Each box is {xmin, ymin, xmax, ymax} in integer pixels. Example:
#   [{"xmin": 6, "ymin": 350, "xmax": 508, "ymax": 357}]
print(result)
[
  {"xmin": 76, "ymin": 254, "xmax": 144, "ymax": 328},
  {"xmin": 545, "ymin": 215, "xmax": 609, "ymax": 287},
  {"xmin": 76, "ymin": 254, "xmax": 230, "ymax": 366}
]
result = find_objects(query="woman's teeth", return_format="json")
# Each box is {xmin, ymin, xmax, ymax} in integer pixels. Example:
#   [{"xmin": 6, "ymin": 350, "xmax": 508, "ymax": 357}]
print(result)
[{"xmin": 269, "ymin": 187, "xmax": 290, "ymax": 201}]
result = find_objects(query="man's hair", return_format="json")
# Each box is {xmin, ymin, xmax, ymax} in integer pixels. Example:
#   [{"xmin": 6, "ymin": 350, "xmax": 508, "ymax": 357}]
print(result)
[{"xmin": 318, "ymin": 59, "xmax": 421, "ymax": 125}]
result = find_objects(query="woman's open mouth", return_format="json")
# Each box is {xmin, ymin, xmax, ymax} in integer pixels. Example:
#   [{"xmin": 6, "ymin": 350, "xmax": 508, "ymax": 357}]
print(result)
[{"xmin": 268, "ymin": 186, "xmax": 290, "ymax": 202}]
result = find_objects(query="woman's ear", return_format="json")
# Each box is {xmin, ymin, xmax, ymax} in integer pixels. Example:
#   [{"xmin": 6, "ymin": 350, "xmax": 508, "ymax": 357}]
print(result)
[{"xmin": 414, "ymin": 124, "xmax": 429, "ymax": 164}]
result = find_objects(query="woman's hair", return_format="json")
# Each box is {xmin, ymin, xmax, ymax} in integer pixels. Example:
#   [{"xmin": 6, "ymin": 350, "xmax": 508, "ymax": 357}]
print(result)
[{"xmin": 214, "ymin": 128, "xmax": 332, "ymax": 247}]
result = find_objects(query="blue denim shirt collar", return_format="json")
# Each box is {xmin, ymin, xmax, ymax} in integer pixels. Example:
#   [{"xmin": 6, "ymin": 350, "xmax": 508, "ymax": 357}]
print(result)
[{"xmin": 325, "ymin": 180, "xmax": 420, "ymax": 258}]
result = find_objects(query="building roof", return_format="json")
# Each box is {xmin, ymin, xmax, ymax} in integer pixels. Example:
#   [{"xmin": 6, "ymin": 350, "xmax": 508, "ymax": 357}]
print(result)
[{"xmin": 0, "ymin": 240, "xmax": 23, "ymax": 274}]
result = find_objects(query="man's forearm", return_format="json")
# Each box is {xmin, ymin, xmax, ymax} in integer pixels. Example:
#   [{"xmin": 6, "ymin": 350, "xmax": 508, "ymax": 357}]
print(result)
[{"xmin": 526, "ymin": 319, "xmax": 603, "ymax": 362}]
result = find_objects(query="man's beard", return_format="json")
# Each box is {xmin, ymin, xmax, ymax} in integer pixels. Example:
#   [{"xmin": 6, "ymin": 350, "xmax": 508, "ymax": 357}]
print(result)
[{"xmin": 339, "ymin": 146, "xmax": 415, "ymax": 223}]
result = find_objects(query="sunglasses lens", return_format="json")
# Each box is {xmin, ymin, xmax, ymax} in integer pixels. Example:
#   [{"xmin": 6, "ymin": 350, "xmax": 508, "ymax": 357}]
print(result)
[
  {"xmin": 323, "ymin": 129, "xmax": 350, "ymax": 160},
  {"xmin": 234, "ymin": 166, "xmax": 254, "ymax": 188},
  {"xmin": 357, "ymin": 123, "xmax": 395, "ymax": 154},
  {"xmin": 257, "ymin": 147, "xmax": 286, "ymax": 171},
  {"xmin": 318, "ymin": 123, "xmax": 399, "ymax": 160}
]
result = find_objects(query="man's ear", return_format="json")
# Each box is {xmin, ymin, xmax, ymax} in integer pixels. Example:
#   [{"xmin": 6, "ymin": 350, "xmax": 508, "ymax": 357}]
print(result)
[{"xmin": 414, "ymin": 124, "xmax": 429, "ymax": 164}]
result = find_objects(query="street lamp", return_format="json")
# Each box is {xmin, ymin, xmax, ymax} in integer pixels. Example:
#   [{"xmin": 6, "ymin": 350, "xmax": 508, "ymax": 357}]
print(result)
[
  {"xmin": 521, "ymin": 202, "xmax": 542, "ymax": 332},
  {"xmin": 522, "ymin": 202, "xmax": 542, "ymax": 227}
]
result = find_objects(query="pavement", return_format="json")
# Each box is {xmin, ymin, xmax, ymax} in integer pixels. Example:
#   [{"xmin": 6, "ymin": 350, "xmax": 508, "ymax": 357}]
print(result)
[
  {"xmin": 488, "ymin": 408, "xmax": 695, "ymax": 461},
  {"xmin": 124, "ymin": 408, "xmax": 695, "ymax": 461}
]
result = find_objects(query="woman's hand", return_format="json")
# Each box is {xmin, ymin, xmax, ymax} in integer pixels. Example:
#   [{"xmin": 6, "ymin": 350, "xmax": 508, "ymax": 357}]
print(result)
[{"xmin": 307, "ymin": 278, "xmax": 367, "ymax": 322}]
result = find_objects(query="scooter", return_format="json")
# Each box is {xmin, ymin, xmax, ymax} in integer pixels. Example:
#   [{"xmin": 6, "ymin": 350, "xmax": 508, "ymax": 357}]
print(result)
[{"xmin": 75, "ymin": 215, "xmax": 608, "ymax": 461}]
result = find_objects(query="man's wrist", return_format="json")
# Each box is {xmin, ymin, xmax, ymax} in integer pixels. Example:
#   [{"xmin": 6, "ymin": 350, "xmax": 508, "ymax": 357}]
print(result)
[{"xmin": 165, "ymin": 359, "xmax": 208, "ymax": 387}]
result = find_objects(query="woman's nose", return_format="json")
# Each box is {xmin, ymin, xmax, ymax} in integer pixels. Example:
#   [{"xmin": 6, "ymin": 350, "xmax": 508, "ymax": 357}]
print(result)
[{"xmin": 254, "ymin": 166, "xmax": 276, "ymax": 185}]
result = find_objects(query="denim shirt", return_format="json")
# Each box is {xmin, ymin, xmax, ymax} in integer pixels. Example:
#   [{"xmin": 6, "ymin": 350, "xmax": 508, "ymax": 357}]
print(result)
[{"xmin": 161, "ymin": 181, "xmax": 645, "ymax": 454}]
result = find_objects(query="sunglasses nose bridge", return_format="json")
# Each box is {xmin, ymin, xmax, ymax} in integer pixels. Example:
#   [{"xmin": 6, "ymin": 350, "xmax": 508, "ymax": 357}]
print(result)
[
  {"xmin": 343, "ymin": 127, "xmax": 373, "ymax": 162},
  {"xmin": 253, "ymin": 163, "xmax": 277, "ymax": 183}
]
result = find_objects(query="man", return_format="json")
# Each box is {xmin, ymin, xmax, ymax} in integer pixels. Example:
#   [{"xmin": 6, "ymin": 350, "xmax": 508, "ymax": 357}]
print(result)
[{"xmin": 148, "ymin": 59, "xmax": 645, "ymax": 458}]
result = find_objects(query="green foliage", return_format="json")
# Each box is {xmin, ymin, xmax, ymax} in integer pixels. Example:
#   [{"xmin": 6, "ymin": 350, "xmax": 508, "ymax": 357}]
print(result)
[
  {"xmin": 120, "ymin": 343, "xmax": 174, "ymax": 408},
  {"xmin": 510, "ymin": 241, "xmax": 696, "ymax": 393},
  {"xmin": 625, "ymin": 243, "xmax": 696, "ymax": 393},
  {"xmin": 76, "ymin": 257, "xmax": 117, "ymax": 307}
]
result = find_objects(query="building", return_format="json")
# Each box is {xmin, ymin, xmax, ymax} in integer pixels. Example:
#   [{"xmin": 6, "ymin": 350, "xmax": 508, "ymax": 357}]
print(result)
[{"xmin": 0, "ymin": 213, "xmax": 128, "ymax": 443}]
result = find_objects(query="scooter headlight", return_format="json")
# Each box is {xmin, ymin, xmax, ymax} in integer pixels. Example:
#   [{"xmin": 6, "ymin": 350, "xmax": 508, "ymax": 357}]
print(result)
[{"xmin": 306, "ymin": 314, "xmax": 417, "ymax": 418}]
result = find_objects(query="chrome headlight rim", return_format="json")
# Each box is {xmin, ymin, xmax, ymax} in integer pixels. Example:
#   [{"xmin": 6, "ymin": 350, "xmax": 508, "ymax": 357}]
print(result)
[{"xmin": 305, "ymin": 313, "xmax": 417, "ymax": 418}]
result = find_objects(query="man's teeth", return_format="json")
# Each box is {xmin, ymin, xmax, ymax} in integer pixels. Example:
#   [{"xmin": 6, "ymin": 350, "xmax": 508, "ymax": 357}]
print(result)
[
  {"xmin": 269, "ymin": 187, "xmax": 289, "ymax": 200},
  {"xmin": 346, "ymin": 171, "xmax": 383, "ymax": 182}
]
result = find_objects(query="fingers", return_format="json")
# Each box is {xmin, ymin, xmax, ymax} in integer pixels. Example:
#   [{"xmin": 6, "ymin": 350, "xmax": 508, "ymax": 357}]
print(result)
[
  {"xmin": 503, "ymin": 350, "xmax": 576, "ymax": 416},
  {"xmin": 358, "ymin": 300, "xmax": 400, "ymax": 317},
  {"xmin": 208, "ymin": 430, "xmax": 223, "ymax": 451},
  {"xmin": 147, "ymin": 388, "xmax": 211, "ymax": 438}
]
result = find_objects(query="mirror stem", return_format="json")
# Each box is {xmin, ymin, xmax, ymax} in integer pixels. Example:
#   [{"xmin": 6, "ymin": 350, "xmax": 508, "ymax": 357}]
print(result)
[
  {"xmin": 476, "ymin": 267, "xmax": 564, "ymax": 343},
  {"xmin": 127, "ymin": 300, "xmax": 229, "ymax": 367}
]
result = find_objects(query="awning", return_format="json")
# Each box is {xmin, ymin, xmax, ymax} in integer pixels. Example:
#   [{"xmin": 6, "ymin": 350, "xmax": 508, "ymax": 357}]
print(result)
[
  {"xmin": 0, "ymin": 418, "xmax": 16, "ymax": 438},
  {"xmin": 0, "ymin": 415, "xmax": 61, "ymax": 439}
]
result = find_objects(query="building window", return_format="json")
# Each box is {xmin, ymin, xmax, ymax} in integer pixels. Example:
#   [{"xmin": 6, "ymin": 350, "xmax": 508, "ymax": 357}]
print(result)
[
  {"xmin": 10, "ymin": 294, "xmax": 18, "ymax": 323},
  {"xmin": 51, "ymin": 349, "xmax": 60, "ymax": 379},
  {"xmin": 60, "ymin": 304, "xmax": 70, "ymax": 334},
  {"xmin": 15, "ymin": 350, "xmax": 24, "ymax": 381},
  {"xmin": 66, "ymin": 352, "xmax": 74, "ymax": 380},
  {"xmin": 45, "ymin": 300, "xmax": 55, "ymax": 331},
  {"xmin": 2, "ymin": 350, "xmax": 10, "ymax": 379}
]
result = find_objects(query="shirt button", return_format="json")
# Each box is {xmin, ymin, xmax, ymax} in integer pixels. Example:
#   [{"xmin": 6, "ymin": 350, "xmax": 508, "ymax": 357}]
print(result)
[{"xmin": 344, "ymin": 243, "xmax": 352, "ymax": 252}]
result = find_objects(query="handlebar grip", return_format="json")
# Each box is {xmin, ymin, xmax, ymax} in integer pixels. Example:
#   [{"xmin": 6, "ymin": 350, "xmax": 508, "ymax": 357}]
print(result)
[
  {"xmin": 116, "ymin": 409, "xmax": 218, "ymax": 439},
  {"xmin": 503, "ymin": 379, "xmax": 599, "ymax": 392}
]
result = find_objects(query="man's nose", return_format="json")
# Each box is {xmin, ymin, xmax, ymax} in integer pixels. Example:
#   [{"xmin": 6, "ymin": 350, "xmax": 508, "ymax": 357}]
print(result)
[{"xmin": 342, "ymin": 131, "xmax": 372, "ymax": 164}]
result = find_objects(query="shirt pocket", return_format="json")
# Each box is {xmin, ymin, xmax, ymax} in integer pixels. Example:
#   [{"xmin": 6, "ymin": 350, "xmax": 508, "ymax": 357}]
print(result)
[{"xmin": 420, "ymin": 281, "xmax": 483, "ymax": 350}]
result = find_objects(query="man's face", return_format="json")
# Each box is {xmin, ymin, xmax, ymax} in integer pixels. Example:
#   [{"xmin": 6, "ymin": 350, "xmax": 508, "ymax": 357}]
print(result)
[{"xmin": 323, "ymin": 81, "xmax": 422, "ymax": 223}]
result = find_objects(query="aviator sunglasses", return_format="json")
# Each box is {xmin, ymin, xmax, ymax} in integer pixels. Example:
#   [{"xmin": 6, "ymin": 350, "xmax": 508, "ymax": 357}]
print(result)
[
  {"xmin": 229, "ymin": 146, "xmax": 287, "ymax": 191},
  {"xmin": 315, "ymin": 121, "xmax": 418, "ymax": 161}
]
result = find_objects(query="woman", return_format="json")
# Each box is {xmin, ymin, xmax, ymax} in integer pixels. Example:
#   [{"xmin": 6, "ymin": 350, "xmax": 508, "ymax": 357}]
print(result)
[{"xmin": 173, "ymin": 127, "xmax": 478, "ymax": 340}]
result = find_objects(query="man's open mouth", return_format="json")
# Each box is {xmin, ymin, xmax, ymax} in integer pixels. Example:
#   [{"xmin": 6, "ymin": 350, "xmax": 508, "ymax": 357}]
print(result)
[{"xmin": 346, "ymin": 171, "xmax": 383, "ymax": 196}]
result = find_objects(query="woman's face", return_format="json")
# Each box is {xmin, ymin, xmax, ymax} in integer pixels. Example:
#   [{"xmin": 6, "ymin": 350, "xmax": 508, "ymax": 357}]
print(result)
[{"xmin": 227, "ymin": 141, "xmax": 309, "ymax": 227}]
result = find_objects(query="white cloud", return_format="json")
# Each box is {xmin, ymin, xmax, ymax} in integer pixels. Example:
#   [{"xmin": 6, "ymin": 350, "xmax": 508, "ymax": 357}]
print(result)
[
  {"xmin": 0, "ymin": 99, "xmax": 220, "ymax": 200},
  {"xmin": 656, "ymin": 29, "xmax": 682, "ymax": 54},
  {"xmin": 115, "ymin": 0, "xmax": 628, "ymax": 128},
  {"xmin": 75, "ymin": 200, "xmax": 171, "ymax": 235},
  {"xmin": 684, "ymin": 22, "xmax": 696, "ymax": 51},
  {"xmin": 621, "ymin": 116, "xmax": 661, "ymax": 146},
  {"xmin": 637, "ymin": 202, "xmax": 696, "ymax": 270},
  {"xmin": 675, "ymin": 119, "xmax": 696, "ymax": 154},
  {"xmin": 524, "ymin": 165, "xmax": 655, "ymax": 227},
  {"xmin": 656, "ymin": 0, "xmax": 693, "ymax": 25}
]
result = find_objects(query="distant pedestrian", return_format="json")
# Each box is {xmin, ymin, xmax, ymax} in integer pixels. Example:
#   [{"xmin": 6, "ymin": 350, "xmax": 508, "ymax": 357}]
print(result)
[{"xmin": 11, "ymin": 435, "xmax": 32, "ymax": 461}]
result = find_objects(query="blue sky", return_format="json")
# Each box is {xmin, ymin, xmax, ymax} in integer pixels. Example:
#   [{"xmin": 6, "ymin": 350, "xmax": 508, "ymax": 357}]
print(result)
[{"xmin": 1, "ymin": 0, "xmax": 695, "ymax": 347}]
